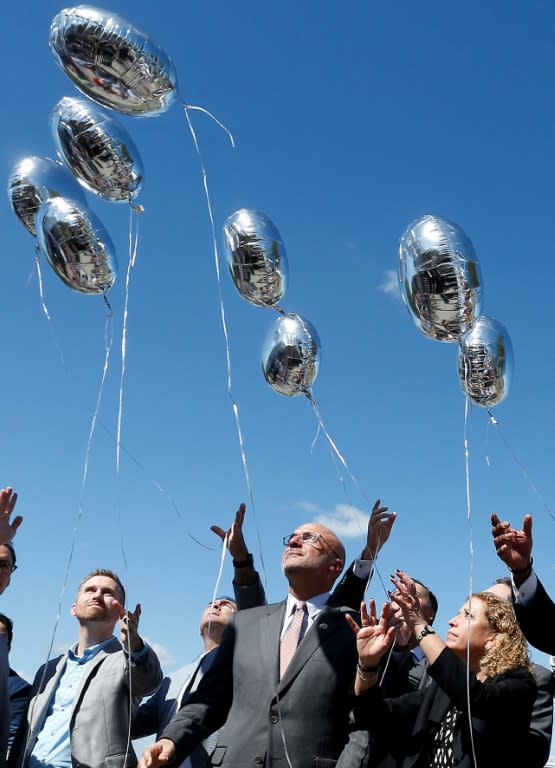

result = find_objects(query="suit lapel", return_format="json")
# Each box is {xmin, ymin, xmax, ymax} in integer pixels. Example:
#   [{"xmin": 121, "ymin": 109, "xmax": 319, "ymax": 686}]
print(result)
[
  {"xmin": 257, "ymin": 601, "xmax": 286, "ymax": 692},
  {"xmin": 277, "ymin": 603, "xmax": 345, "ymax": 691}
]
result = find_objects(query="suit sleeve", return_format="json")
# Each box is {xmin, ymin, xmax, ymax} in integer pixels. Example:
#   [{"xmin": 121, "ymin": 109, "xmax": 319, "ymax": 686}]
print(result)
[
  {"xmin": 161, "ymin": 624, "xmax": 234, "ymax": 765},
  {"xmin": 131, "ymin": 679, "xmax": 168, "ymax": 739},
  {"xmin": 527, "ymin": 664, "xmax": 555, "ymax": 768},
  {"xmin": 7, "ymin": 677, "xmax": 31, "ymax": 755},
  {"xmin": 233, "ymin": 573, "xmax": 266, "ymax": 609},
  {"xmin": 127, "ymin": 643, "xmax": 163, "ymax": 699},
  {"xmin": 514, "ymin": 577, "xmax": 555, "ymax": 655},
  {"xmin": 0, "ymin": 635, "xmax": 9, "ymax": 768},
  {"xmin": 332, "ymin": 563, "xmax": 368, "ymax": 610}
]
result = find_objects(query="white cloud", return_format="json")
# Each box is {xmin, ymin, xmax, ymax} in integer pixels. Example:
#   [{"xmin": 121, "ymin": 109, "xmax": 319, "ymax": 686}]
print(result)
[
  {"xmin": 298, "ymin": 502, "xmax": 368, "ymax": 539},
  {"xmin": 379, "ymin": 270, "xmax": 402, "ymax": 300},
  {"xmin": 296, "ymin": 501, "xmax": 320, "ymax": 513}
]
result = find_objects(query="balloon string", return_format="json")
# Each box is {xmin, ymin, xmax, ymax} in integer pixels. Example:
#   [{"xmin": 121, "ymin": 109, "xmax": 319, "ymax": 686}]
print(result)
[
  {"xmin": 463, "ymin": 398, "xmax": 478, "ymax": 768},
  {"xmin": 34, "ymin": 246, "xmax": 52, "ymax": 321},
  {"xmin": 116, "ymin": 207, "xmax": 140, "ymax": 473},
  {"xmin": 34, "ymin": 307, "xmax": 114, "ymax": 701},
  {"xmin": 306, "ymin": 391, "xmax": 390, "ymax": 597},
  {"xmin": 306, "ymin": 391, "xmax": 372, "ymax": 507},
  {"xmin": 179, "ymin": 101, "xmax": 269, "ymax": 587},
  {"xmin": 486, "ymin": 409, "xmax": 555, "ymax": 521},
  {"xmin": 184, "ymin": 103, "xmax": 236, "ymax": 148},
  {"xmin": 206, "ymin": 535, "xmax": 229, "ymax": 640}
]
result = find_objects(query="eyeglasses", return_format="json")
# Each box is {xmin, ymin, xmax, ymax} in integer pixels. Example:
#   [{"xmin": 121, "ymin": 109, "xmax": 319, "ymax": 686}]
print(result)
[
  {"xmin": 0, "ymin": 560, "xmax": 16, "ymax": 574},
  {"xmin": 282, "ymin": 531, "xmax": 342, "ymax": 560}
]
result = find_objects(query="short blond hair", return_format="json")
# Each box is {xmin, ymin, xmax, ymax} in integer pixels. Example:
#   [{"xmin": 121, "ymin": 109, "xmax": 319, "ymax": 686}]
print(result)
[{"xmin": 78, "ymin": 569, "xmax": 125, "ymax": 604}]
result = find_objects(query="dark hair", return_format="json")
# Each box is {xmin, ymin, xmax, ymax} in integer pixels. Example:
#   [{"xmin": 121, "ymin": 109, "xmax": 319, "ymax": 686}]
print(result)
[
  {"xmin": 0, "ymin": 613, "xmax": 13, "ymax": 650},
  {"xmin": 413, "ymin": 579, "xmax": 438, "ymax": 623},
  {"xmin": 78, "ymin": 569, "xmax": 126, "ymax": 604},
  {"xmin": 494, "ymin": 576, "xmax": 512, "ymax": 588}
]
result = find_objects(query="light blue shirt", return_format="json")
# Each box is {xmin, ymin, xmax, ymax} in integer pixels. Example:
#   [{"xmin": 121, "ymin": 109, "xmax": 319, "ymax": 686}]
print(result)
[{"xmin": 28, "ymin": 637, "xmax": 115, "ymax": 768}]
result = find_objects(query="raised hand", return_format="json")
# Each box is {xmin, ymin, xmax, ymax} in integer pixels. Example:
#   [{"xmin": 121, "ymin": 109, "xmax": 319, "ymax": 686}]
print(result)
[
  {"xmin": 346, "ymin": 599, "xmax": 396, "ymax": 668},
  {"xmin": 211, "ymin": 503, "xmax": 249, "ymax": 562},
  {"xmin": 117, "ymin": 602, "xmax": 143, "ymax": 653},
  {"xmin": 491, "ymin": 512, "xmax": 533, "ymax": 574},
  {"xmin": 362, "ymin": 499, "xmax": 396, "ymax": 560},
  {"xmin": 0, "ymin": 487, "xmax": 22, "ymax": 544}
]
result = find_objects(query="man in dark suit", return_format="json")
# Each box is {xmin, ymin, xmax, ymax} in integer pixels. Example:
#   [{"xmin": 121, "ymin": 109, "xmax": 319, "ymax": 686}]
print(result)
[
  {"xmin": 485, "ymin": 576, "xmax": 554, "ymax": 767},
  {"xmin": 0, "ymin": 615, "xmax": 30, "ymax": 757},
  {"xmin": 138, "ymin": 519, "xmax": 366, "ymax": 768},
  {"xmin": 132, "ymin": 500, "xmax": 267, "ymax": 768},
  {"xmin": 491, "ymin": 512, "xmax": 555, "ymax": 655},
  {"xmin": 0, "ymin": 487, "xmax": 22, "ymax": 768}
]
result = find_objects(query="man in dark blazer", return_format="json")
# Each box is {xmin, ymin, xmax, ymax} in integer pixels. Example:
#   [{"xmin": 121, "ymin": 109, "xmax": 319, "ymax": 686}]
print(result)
[
  {"xmin": 491, "ymin": 512, "xmax": 555, "ymax": 654},
  {"xmin": 0, "ymin": 487, "xmax": 22, "ymax": 768},
  {"xmin": 138, "ymin": 520, "xmax": 366, "ymax": 768},
  {"xmin": 133, "ymin": 503, "xmax": 266, "ymax": 768}
]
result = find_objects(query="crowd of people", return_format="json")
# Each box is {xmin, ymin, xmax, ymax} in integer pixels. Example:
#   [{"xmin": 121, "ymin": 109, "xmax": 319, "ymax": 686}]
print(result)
[{"xmin": 1, "ymin": 489, "xmax": 554, "ymax": 768}]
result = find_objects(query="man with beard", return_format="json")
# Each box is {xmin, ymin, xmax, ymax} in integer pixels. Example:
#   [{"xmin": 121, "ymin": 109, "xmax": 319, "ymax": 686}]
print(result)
[
  {"xmin": 11, "ymin": 569, "xmax": 162, "ymax": 768},
  {"xmin": 138, "ymin": 520, "xmax": 366, "ymax": 768}
]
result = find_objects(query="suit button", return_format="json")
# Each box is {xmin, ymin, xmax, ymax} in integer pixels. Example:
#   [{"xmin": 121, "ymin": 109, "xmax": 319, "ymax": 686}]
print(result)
[
  {"xmin": 254, "ymin": 757, "xmax": 264, "ymax": 764},
  {"xmin": 270, "ymin": 715, "xmax": 279, "ymax": 724}
]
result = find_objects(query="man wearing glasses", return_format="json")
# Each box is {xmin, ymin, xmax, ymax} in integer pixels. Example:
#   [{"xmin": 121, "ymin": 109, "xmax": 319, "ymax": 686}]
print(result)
[
  {"xmin": 139, "ymin": 518, "xmax": 368, "ymax": 768},
  {"xmin": 0, "ymin": 487, "xmax": 22, "ymax": 768}
]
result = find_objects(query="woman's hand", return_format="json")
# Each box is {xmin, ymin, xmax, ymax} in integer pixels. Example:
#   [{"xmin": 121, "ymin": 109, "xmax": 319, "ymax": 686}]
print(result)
[
  {"xmin": 389, "ymin": 570, "xmax": 428, "ymax": 636},
  {"xmin": 346, "ymin": 599, "xmax": 396, "ymax": 668}
]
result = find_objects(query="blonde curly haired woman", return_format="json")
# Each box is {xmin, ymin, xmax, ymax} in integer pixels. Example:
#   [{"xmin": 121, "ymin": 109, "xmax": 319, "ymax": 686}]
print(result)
[{"xmin": 344, "ymin": 571, "xmax": 536, "ymax": 768}]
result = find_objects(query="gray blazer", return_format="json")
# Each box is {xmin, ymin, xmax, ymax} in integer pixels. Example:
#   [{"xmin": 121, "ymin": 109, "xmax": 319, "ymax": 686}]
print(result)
[
  {"xmin": 162, "ymin": 599, "xmax": 366, "ymax": 768},
  {"xmin": 13, "ymin": 637, "xmax": 162, "ymax": 768}
]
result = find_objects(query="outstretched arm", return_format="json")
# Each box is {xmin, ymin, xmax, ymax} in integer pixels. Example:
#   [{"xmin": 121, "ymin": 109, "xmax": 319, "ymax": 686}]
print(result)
[
  {"xmin": 0, "ymin": 488, "xmax": 21, "ymax": 545},
  {"xmin": 491, "ymin": 513, "xmax": 533, "ymax": 586},
  {"xmin": 211, "ymin": 503, "xmax": 266, "ymax": 606}
]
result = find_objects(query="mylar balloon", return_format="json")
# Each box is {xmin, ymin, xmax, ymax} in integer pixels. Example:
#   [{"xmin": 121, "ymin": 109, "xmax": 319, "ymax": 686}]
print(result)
[
  {"xmin": 36, "ymin": 197, "xmax": 117, "ymax": 294},
  {"xmin": 223, "ymin": 209, "xmax": 288, "ymax": 307},
  {"xmin": 51, "ymin": 97, "xmax": 143, "ymax": 201},
  {"xmin": 458, "ymin": 316, "xmax": 513, "ymax": 407},
  {"xmin": 261, "ymin": 313, "xmax": 320, "ymax": 396},
  {"xmin": 399, "ymin": 215, "xmax": 482, "ymax": 342},
  {"xmin": 8, "ymin": 156, "xmax": 87, "ymax": 236},
  {"xmin": 50, "ymin": 6, "xmax": 177, "ymax": 117}
]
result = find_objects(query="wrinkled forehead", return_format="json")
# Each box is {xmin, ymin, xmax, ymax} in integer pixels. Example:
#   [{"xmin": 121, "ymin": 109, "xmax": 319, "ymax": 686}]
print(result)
[
  {"xmin": 205, "ymin": 598, "xmax": 237, "ymax": 610},
  {"xmin": 79, "ymin": 576, "xmax": 122, "ymax": 597}
]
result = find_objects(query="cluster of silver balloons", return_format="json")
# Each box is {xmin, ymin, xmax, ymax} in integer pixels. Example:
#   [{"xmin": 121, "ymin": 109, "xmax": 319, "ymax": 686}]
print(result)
[
  {"xmin": 7, "ymin": 5, "xmax": 179, "ymax": 295},
  {"xmin": 223, "ymin": 209, "xmax": 320, "ymax": 397},
  {"xmin": 399, "ymin": 214, "xmax": 513, "ymax": 407}
]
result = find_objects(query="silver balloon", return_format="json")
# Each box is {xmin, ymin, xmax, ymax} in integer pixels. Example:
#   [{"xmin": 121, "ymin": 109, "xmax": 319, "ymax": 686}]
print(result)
[
  {"xmin": 261, "ymin": 313, "xmax": 320, "ymax": 397},
  {"xmin": 458, "ymin": 316, "xmax": 513, "ymax": 407},
  {"xmin": 36, "ymin": 197, "xmax": 117, "ymax": 294},
  {"xmin": 8, "ymin": 156, "xmax": 87, "ymax": 236},
  {"xmin": 51, "ymin": 96, "xmax": 143, "ymax": 201},
  {"xmin": 50, "ymin": 6, "xmax": 177, "ymax": 117},
  {"xmin": 399, "ymin": 215, "xmax": 483, "ymax": 342},
  {"xmin": 223, "ymin": 209, "xmax": 288, "ymax": 307}
]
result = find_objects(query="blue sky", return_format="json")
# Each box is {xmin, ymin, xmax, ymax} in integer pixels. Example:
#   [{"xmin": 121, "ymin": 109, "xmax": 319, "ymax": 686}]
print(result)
[{"xmin": 1, "ymin": 0, "xmax": 554, "ymax": 722}]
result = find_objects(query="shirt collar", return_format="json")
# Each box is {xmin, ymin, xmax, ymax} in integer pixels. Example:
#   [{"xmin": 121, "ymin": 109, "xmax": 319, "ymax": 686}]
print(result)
[
  {"xmin": 286, "ymin": 591, "xmax": 330, "ymax": 621},
  {"xmin": 68, "ymin": 635, "xmax": 115, "ymax": 663}
]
